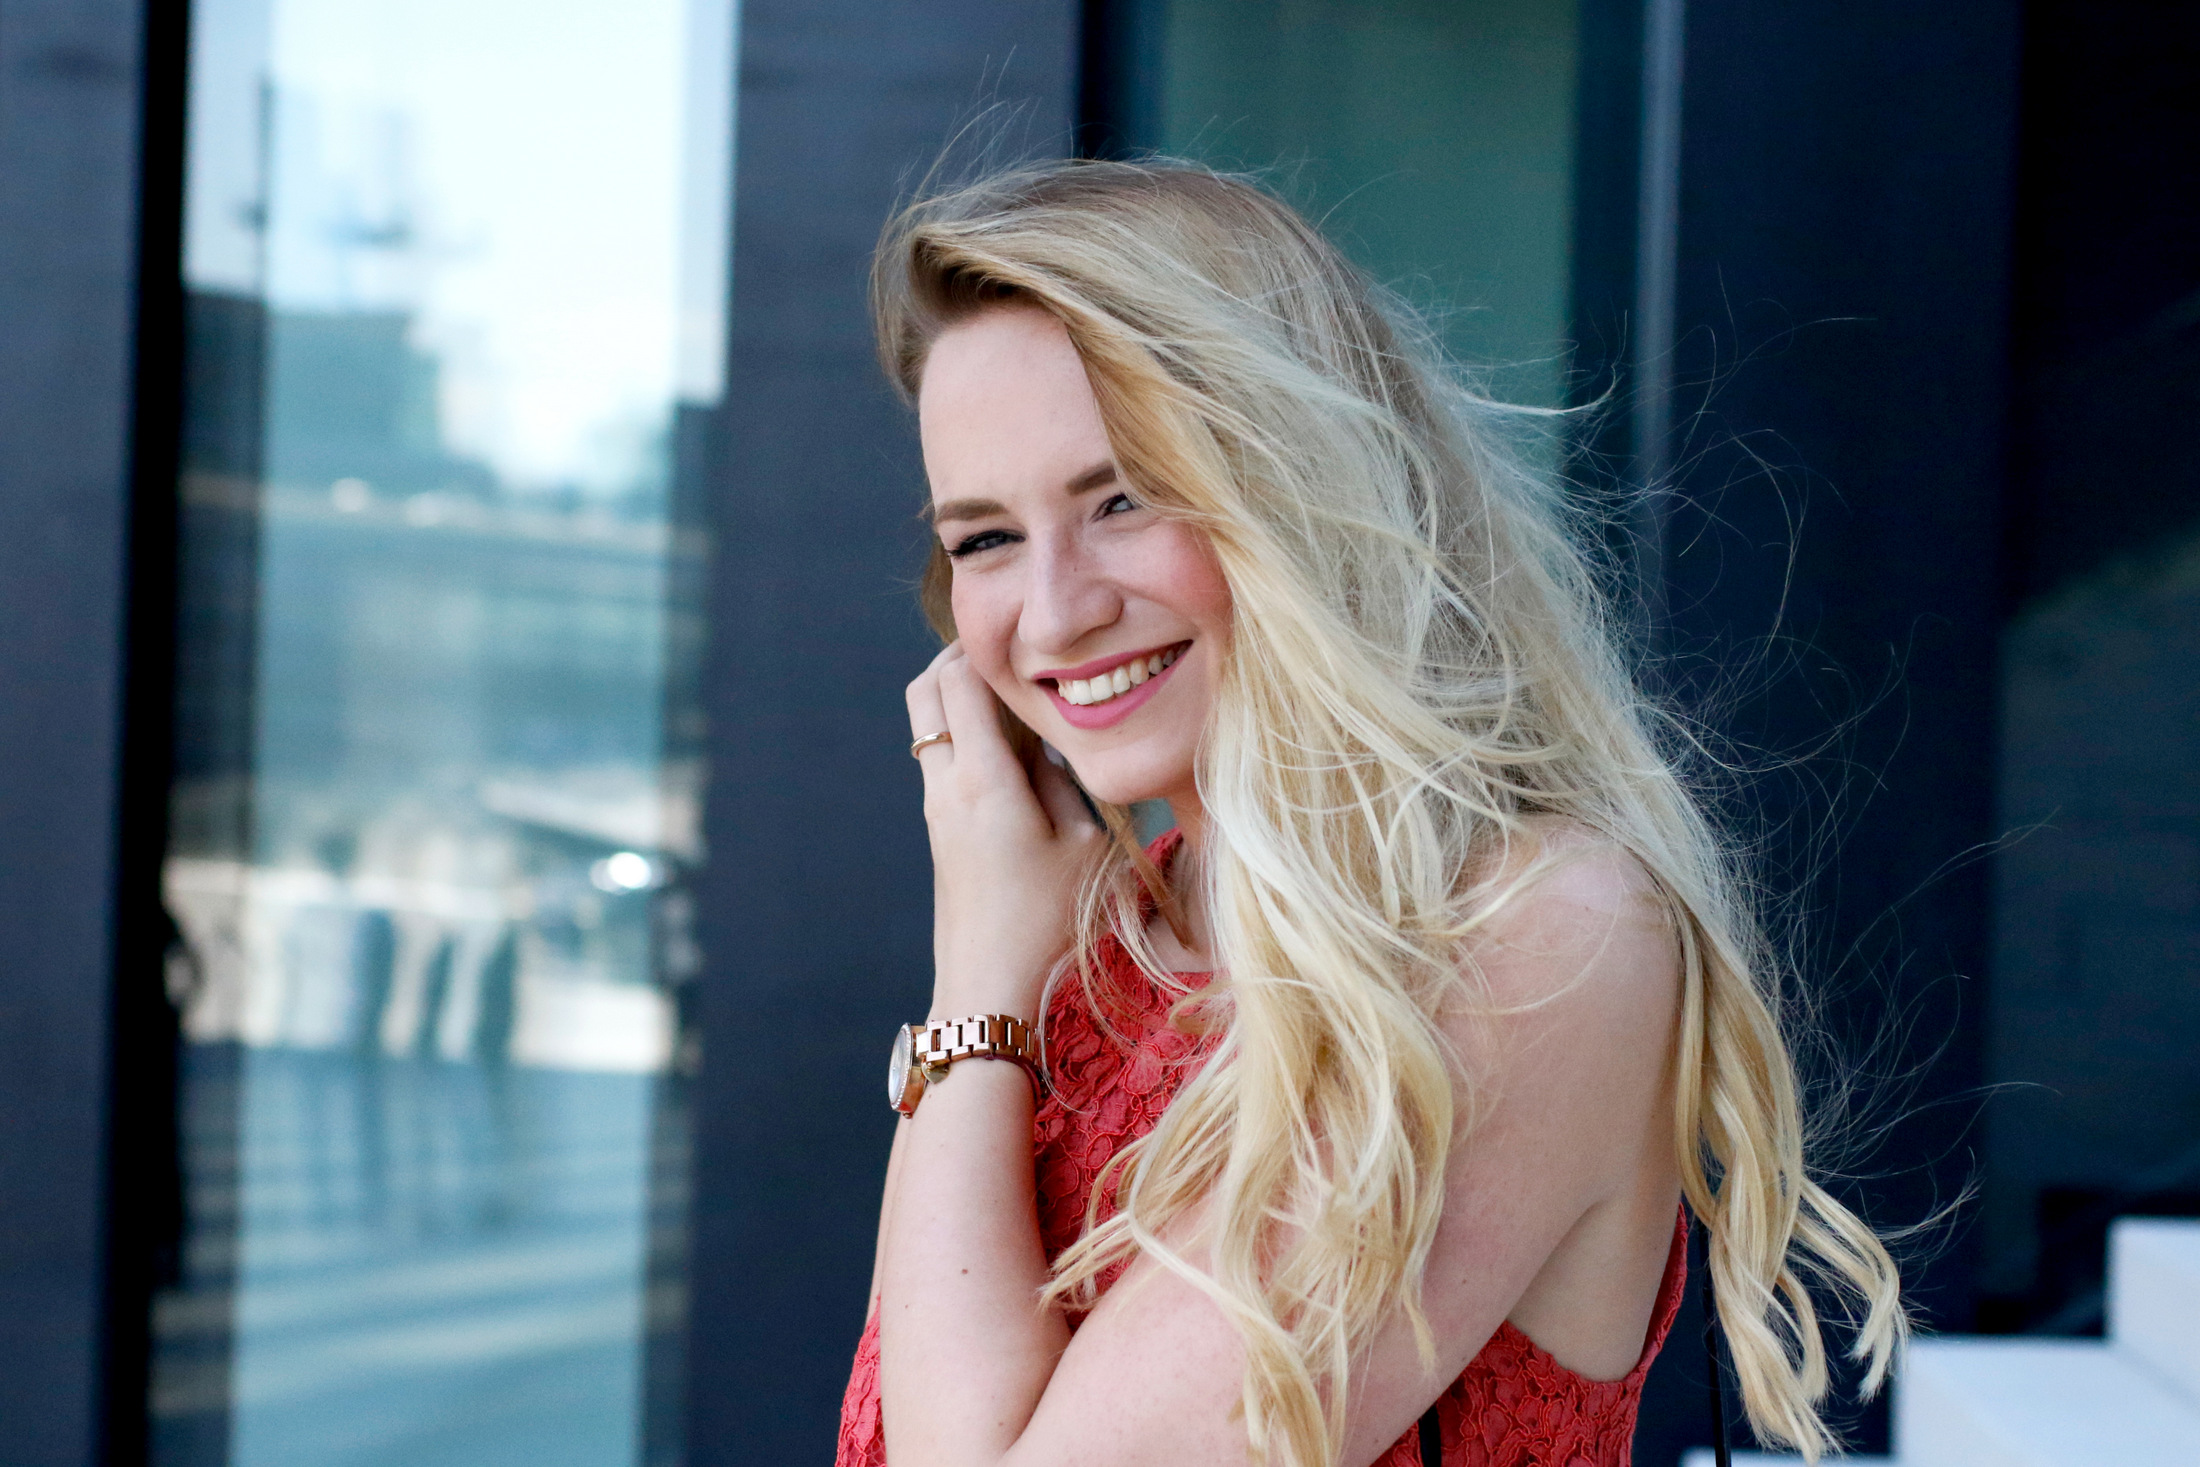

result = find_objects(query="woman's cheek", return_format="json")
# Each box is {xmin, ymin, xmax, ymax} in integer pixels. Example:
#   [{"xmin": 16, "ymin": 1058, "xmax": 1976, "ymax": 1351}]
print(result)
[
  {"xmin": 1160, "ymin": 523, "xmax": 1233, "ymax": 624},
  {"xmin": 948, "ymin": 583, "xmax": 1021, "ymax": 700}
]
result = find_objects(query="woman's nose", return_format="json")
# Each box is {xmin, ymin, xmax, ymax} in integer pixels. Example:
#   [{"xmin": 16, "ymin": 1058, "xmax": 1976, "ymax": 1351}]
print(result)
[{"xmin": 1019, "ymin": 534, "xmax": 1121, "ymax": 655}]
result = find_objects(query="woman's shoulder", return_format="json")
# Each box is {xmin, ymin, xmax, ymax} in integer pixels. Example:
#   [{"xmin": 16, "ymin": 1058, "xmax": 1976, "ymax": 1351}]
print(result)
[
  {"xmin": 1459, "ymin": 816, "xmax": 1679, "ymax": 1013},
  {"xmin": 1471, "ymin": 813, "xmax": 1666, "ymax": 908}
]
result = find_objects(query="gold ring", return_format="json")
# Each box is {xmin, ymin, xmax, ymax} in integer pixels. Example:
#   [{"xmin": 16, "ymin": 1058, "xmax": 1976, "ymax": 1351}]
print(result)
[{"xmin": 909, "ymin": 731, "xmax": 953, "ymax": 759}]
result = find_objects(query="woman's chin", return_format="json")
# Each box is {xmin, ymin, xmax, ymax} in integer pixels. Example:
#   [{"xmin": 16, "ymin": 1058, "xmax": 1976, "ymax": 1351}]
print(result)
[{"xmin": 1061, "ymin": 754, "xmax": 1186, "ymax": 813}]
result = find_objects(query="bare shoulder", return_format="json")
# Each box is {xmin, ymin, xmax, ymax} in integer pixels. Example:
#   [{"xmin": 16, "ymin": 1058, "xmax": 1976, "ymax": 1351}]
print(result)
[
  {"xmin": 1458, "ymin": 816, "xmax": 1680, "ymax": 1020},
  {"xmin": 1406, "ymin": 818, "xmax": 1686, "ymax": 1386}
]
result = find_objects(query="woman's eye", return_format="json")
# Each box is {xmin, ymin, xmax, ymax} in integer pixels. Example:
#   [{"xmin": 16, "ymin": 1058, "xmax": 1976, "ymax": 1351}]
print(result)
[
  {"xmin": 947, "ymin": 528, "xmax": 1017, "ymax": 558},
  {"xmin": 1098, "ymin": 492, "xmax": 1137, "ymax": 517}
]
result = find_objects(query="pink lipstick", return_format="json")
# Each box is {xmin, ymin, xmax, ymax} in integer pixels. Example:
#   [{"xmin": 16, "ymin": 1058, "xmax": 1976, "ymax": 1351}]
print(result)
[{"xmin": 1035, "ymin": 641, "xmax": 1188, "ymax": 731}]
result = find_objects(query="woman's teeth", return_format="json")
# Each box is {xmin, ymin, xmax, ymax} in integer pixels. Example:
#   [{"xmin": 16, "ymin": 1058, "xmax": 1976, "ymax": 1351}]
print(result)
[{"xmin": 1057, "ymin": 646, "xmax": 1180, "ymax": 707}]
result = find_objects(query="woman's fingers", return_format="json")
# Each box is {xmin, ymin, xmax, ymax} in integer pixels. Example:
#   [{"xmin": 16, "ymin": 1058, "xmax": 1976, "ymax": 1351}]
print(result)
[
  {"xmin": 906, "ymin": 644, "xmax": 1023, "ymax": 800},
  {"xmin": 904, "ymin": 642, "xmax": 959, "ymax": 762},
  {"xmin": 908, "ymin": 642, "xmax": 1101, "ymax": 848},
  {"xmin": 1030, "ymin": 747, "xmax": 1099, "ymax": 838},
  {"xmin": 933, "ymin": 653, "xmax": 1024, "ymax": 782}
]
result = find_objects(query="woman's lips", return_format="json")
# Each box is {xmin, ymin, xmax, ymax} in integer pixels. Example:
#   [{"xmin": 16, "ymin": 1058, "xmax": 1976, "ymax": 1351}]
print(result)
[{"xmin": 1037, "ymin": 642, "xmax": 1188, "ymax": 730}]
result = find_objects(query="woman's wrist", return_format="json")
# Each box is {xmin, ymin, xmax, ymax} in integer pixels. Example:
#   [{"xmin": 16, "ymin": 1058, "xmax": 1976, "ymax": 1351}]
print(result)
[
  {"xmin": 927, "ymin": 994, "xmax": 1042, "ymax": 1026},
  {"xmin": 928, "ymin": 959, "xmax": 1054, "ymax": 1023}
]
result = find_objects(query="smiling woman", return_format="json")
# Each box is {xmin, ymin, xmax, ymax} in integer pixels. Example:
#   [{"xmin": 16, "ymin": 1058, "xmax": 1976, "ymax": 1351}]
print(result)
[{"xmin": 840, "ymin": 160, "xmax": 1906, "ymax": 1467}]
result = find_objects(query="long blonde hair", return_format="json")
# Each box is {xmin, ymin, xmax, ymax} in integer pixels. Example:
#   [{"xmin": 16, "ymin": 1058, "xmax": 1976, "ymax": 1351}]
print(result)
[{"xmin": 872, "ymin": 159, "xmax": 1905, "ymax": 1467}]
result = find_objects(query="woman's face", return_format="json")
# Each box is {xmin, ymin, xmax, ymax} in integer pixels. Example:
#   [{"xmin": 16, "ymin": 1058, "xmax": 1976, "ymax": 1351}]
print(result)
[{"xmin": 917, "ymin": 305, "xmax": 1230, "ymax": 811}]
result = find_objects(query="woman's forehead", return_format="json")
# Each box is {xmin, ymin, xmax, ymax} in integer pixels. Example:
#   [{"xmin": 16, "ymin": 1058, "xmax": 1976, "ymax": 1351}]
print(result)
[{"xmin": 919, "ymin": 308, "xmax": 1111, "ymax": 509}]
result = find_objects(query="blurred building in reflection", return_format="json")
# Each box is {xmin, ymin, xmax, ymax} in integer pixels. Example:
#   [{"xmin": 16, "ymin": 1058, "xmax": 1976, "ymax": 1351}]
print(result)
[{"xmin": 168, "ymin": 293, "xmax": 700, "ymax": 1066}]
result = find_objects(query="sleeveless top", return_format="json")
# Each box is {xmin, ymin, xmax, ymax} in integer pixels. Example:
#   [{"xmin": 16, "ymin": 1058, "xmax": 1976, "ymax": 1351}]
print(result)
[{"xmin": 836, "ymin": 839, "xmax": 1690, "ymax": 1467}]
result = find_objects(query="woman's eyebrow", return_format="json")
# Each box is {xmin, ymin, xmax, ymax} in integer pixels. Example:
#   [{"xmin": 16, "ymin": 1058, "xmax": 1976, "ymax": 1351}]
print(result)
[
  {"xmin": 1064, "ymin": 461, "xmax": 1118, "ymax": 495},
  {"xmin": 926, "ymin": 463, "xmax": 1116, "ymax": 526},
  {"xmin": 926, "ymin": 497, "xmax": 1006, "ymax": 526}
]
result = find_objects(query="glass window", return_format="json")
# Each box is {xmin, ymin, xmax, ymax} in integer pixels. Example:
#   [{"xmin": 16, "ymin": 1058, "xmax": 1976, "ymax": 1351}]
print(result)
[
  {"xmin": 1980, "ymin": 3, "xmax": 2200, "ymax": 1324},
  {"xmin": 153, "ymin": 0, "xmax": 734, "ymax": 1460},
  {"xmin": 1129, "ymin": 0, "xmax": 1580, "ymax": 409}
]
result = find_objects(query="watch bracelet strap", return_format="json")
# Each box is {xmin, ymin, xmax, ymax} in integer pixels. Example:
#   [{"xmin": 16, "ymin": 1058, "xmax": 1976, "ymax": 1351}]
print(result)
[{"xmin": 917, "ymin": 1013, "xmax": 1043, "ymax": 1093}]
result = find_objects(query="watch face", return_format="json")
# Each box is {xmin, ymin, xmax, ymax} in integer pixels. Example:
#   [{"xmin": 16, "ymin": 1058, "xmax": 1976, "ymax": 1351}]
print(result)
[{"xmin": 886, "ymin": 1025, "xmax": 915, "ymax": 1112}]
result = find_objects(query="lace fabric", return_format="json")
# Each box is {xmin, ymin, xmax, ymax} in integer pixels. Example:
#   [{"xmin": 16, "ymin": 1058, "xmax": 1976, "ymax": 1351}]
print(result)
[{"xmin": 836, "ymin": 835, "xmax": 1687, "ymax": 1467}]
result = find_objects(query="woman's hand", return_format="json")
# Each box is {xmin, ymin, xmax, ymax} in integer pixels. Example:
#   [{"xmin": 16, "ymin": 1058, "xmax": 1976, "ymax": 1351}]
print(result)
[{"xmin": 907, "ymin": 641, "xmax": 1104, "ymax": 1020}]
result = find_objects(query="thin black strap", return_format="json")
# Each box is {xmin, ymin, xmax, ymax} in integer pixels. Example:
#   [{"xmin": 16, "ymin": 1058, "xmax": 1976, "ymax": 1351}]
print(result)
[
  {"xmin": 1416, "ymin": 1402, "xmax": 1441, "ymax": 1465},
  {"xmin": 1697, "ymin": 1215, "xmax": 1733, "ymax": 1467}
]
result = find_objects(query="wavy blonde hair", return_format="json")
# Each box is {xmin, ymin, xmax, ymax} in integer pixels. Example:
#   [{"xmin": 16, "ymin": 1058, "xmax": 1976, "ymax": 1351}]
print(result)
[{"xmin": 872, "ymin": 159, "xmax": 1905, "ymax": 1467}]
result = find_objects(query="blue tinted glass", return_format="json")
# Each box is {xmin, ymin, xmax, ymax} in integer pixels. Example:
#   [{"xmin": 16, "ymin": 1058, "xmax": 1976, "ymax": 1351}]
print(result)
[
  {"xmin": 155, "ymin": 0, "xmax": 732, "ymax": 1460},
  {"xmin": 1147, "ymin": 0, "xmax": 1579, "ymax": 408}
]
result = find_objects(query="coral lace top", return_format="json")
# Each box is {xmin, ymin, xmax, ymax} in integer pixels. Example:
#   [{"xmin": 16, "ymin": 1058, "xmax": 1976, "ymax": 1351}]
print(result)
[{"xmin": 837, "ymin": 840, "xmax": 1689, "ymax": 1467}]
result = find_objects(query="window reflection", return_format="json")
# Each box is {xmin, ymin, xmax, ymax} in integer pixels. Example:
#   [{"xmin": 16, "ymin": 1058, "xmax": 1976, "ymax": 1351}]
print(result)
[
  {"xmin": 1144, "ymin": 0, "xmax": 1580, "ymax": 409},
  {"xmin": 154, "ymin": 0, "xmax": 731, "ymax": 1459}
]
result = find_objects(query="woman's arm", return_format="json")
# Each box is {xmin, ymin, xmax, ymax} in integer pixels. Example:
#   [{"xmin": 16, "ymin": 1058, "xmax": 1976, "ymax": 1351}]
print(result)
[
  {"xmin": 880, "ymin": 643, "xmax": 1103, "ymax": 1462},
  {"xmin": 878, "ymin": 1046, "xmax": 1068, "ymax": 1455},
  {"xmin": 865, "ymin": 1120, "xmax": 909, "ymax": 1322}
]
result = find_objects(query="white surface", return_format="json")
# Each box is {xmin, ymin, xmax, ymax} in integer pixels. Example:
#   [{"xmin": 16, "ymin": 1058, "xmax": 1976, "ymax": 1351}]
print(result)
[
  {"xmin": 2112, "ymin": 1217, "xmax": 2200, "ymax": 1404},
  {"xmin": 1897, "ymin": 1337, "xmax": 2200, "ymax": 1467}
]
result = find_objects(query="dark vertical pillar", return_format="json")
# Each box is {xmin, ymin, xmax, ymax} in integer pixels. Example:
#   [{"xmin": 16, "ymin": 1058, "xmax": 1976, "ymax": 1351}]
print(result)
[
  {"xmin": 1567, "ymin": 0, "xmax": 1645, "ymax": 421},
  {"xmin": 1075, "ymin": 0, "xmax": 1168, "ymax": 159},
  {"xmin": 0, "ymin": 0, "xmax": 164, "ymax": 1463},
  {"xmin": 1650, "ymin": 1, "xmax": 2022, "ymax": 1444},
  {"xmin": 684, "ymin": 5, "xmax": 1076, "ymax": 1462},
  {"xmin": 107, "ymin": 0, "xmax": 192, "ymax": 1461},
  {"xmin": 1567, "ymin": 0, "xmax": 1653, "ymax": 624}
]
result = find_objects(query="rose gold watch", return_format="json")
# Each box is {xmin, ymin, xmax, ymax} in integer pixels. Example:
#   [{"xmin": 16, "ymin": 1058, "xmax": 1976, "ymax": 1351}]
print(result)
[{"xmin": 886, "ymin": 1013, "xmax": 1041, "ymax": 1116}]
